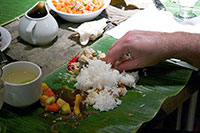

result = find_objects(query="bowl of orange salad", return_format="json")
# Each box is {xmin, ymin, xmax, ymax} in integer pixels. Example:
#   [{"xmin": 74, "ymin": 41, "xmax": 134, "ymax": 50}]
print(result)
[{"xmin": 47, "ymin": 0, "xmax": 111, "ymax": 23}]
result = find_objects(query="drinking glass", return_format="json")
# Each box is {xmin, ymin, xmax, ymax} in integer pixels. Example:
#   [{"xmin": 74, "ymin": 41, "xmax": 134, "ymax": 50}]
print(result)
[{"xmin": 174, "ymin": 0, "xmax": 198, "ymax": 20}]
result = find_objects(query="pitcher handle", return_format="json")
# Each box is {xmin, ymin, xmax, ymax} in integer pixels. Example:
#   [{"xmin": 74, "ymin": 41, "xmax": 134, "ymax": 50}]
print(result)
[{"xmin": 26, "ymin": 21, "xmax": 37, "ymax": 45}]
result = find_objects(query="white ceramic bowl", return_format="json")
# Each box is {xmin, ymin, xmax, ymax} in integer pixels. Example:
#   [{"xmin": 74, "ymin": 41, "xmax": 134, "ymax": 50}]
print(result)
[
  {"xmin": 2, "ymin": 61, "xmax": 42, "ymax": 107},
  {"xmin": 47, "ymin": 0, "xmax": 111, "ymax": 23}
]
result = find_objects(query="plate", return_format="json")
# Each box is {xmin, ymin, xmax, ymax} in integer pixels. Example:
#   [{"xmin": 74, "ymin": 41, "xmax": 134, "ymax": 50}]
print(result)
[{"xmin": 0, "ymin": 27, "xmax": 11, "ymax": 52}]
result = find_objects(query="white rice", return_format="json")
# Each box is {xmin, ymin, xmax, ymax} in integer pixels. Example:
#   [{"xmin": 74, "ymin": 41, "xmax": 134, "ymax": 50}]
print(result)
[{"xmin": 75, "ymin": 59, "xmax": 139, "ymax": 111}]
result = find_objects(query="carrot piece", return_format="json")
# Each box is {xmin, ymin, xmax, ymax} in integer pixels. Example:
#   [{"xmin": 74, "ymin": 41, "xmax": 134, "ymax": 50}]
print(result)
[
  {"xmin": 85, "ymin": 5, "xmax": 90, "ymax": 11},
  {"xmin": 53, "ymin": 3, "xmax": 58, "ymax": 7},
  {"xmin": 76, "ymin": 10, "xmax": 83, "ymax": 14},
  {"xmin": 52, "ymin": 0, "xmax": 57, "ymax": 4},
  {"xmin": 99, "ymin": 3, "xmax": 104, "ymax": 9},
  {"xmin": 56, "ymin": 4, "xmax": 62, "ymax": 10},
  {"xmin": 67, "ymin": 8, "xmax": 72, "ymax": 13},
  {"xmin": 93, "ymin": 7, "xmax": 98, "ymax": 11},
  {"xmin": 58, "ymin": 0, "xmax": 64, "ymax": 3},
  {"xmin": 64, "ymin": 0, "xmax": 69, "ymax": 6},
  {"xmin": 60, "ymin": 3, "xmax": 65, "ymax": 8},
  {"xmin": 129, "ymin": 113, "xmax": 134, "ymax": 117},
  {"xmin": 45, "ymin": 103, "xmax": 60, "ymax": 112}
]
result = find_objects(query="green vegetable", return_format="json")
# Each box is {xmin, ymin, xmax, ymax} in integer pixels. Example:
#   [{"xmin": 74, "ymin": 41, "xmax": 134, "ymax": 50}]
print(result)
[
  {"xmin": 82, "ymin": 1, "xmax": 86, "ymax": 6},
  {"xmin": 45, "ymin": 96, "xmax": 56, "ymax": 105},
  {"xmin": 77, "ymin": 6, "xmax": 83, "ymax": 10},
  {"xmin": 71, "ymin": 1, "xmax": 77, "ymax": 9}
]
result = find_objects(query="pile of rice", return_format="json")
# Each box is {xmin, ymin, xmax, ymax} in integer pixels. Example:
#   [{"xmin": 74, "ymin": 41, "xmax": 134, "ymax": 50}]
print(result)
[{"xmin": 75, "ymin": 59, "xmax": 139, "ymax": 111}]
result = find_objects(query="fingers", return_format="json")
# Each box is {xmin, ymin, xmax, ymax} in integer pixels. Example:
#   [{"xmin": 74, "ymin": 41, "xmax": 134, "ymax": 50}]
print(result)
[
  {"xmin": 105, "ymin": 40, "xmax": 125, "ymax": 66},
  {"xmin": 117, "ymin": 59, "xmax": 141, "ymax": 71}
]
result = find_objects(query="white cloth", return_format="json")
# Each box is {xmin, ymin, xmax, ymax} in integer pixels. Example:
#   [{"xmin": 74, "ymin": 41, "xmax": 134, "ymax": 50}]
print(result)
[
  {"xmin": 124, "ymin": 0, "xmax": 153, "ymax": 9},
  {"xmin": 69, "ymin": 18, "xmax": 107, "ymax": 45},
  {"xmin": 105, "ymin": 5, "xmax": 200, "ymax": 39}
]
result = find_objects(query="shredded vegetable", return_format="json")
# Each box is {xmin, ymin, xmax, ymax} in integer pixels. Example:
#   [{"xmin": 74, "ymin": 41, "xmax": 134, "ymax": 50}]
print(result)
[{"xmin": 52, "ymin": 0, "xmax": 104, "ymax": 14}]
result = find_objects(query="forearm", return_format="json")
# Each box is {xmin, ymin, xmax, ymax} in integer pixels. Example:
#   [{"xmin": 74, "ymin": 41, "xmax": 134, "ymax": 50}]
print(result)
[{"xmin": 164, "ymin": 32, "xmax": 200, "ymax": 68}]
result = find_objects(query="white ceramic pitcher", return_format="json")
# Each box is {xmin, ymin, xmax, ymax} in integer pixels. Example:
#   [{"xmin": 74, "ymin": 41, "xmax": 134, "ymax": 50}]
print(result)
[{"xmin": 18, "ymin": 1, "xmax": 58, "ymax": 46}]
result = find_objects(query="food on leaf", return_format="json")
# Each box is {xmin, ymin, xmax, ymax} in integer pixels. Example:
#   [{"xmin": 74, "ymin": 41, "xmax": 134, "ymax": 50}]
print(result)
[
  {"xmin": 61, "ymin": 103, "xmax": 71, "ymax": 114},
  {"xmin": 43, "ymin": 88, "xmax": 56, "ymax": 98},
  {"xmin": 39, "ymin": 47, "xmax": 139, "ymax": 130},
  {"xmin": 42, "ymin": 83, "xmax": 49, "ymax": 91},
  {"xmin": 74, "ymin": 94, "xmax": 82, "ymax": 115},
  {"xmin": 40, "ymin": 95, "xmax": 49, "ymax": 106},
  {"xmin": 45, "ymin": 96, "xmax": 56, "ymax": 105},
  {"xmin": 56, "ymin": 98, "xmax": 68, "ymax": 107},
  {"xmin": 68, "ymin": 47, "xmax": 139, "ymax": 111},
  {"xmin": 45, "ymin": 103, "xmax": 60, "ymax": 112}
]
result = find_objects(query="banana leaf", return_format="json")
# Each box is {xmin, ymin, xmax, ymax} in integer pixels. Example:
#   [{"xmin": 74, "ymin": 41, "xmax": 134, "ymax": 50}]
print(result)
[{"xmin": 0, "ymin": 35, "xmax": 192, "ymax": 133}]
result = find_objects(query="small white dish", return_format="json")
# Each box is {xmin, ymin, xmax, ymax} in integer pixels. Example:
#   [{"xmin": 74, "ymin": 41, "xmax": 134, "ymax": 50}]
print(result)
[
  {"xmin": 47, "ymin": 0, "xmax": 111, "ymax": 23},
  {"xmin": 2, "ymin": 61, "xmax": 42, "ymax": 107},
  {"xmin": 0, "ymin": 27, "xmax": 11, "ymax": 52}
]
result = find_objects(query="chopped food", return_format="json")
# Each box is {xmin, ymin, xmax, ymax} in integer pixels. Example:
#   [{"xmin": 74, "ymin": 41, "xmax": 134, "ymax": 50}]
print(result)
[
  {"xmin": 97, "ymin": 53, "xmax": 106, "ymax": 60},
  {"xmin": 75, "ymin": 59, "xmax": 138, "ymax": 111},
  {"xmin": 56, "ymin": 98, "xmax": 68, "ymax": 107},
  {"xmin": 128, "ymin": 113, "xmax": 134, "ymax": 117},
  {"xmin": 45, "ymin": 103, "xmax": 60, "ymax": 112},
  {"xmin": 43, "ymin": 88, "xmax": 56, "ymax": 98},
  {"xmin": 61, "ymin": 103, "xmax": 71, "ymax": 114},
  {"xmin": 39, "ymin": 47, "xmax": 139, "ymax": 131},
  {"xmin": 45, "ymin": 96, "xmax": 56, "ymax": 105},
  {"xmin": 74, "ymin": 94, "xmax": 82, "ymax": 115},
  {"xmin": 40, "ymin": 83, "xmax": 86, "ymax": 116},
  {"xmin": 69, "ymin": 47, "xmax": 106, "ymax": 74},
  {"xmin": 69, "ymin": 47, "xmax": 139, "ymax": 111},
  {"xmin": 40, "ymin": 95, "xmax": 49, "ymax": 106},
  {"xmin": 52, "ymin": 0, "xmax": 104, "ymax": 14},
  {"xmin": 42, "ymin": 83, "xmax": 49, "ymax": 91}
]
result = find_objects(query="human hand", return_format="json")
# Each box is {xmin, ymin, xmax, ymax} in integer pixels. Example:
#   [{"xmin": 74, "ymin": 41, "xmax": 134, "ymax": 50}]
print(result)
[{"xmin": 105, "ymin": 30, "xmax": 172, "ymax": 71}]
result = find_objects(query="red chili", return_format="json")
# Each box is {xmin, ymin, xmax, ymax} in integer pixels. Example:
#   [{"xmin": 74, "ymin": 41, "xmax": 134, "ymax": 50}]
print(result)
[{"xmin": 67, "ymin": 53, "xmax": 79, "ymax": 71}]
